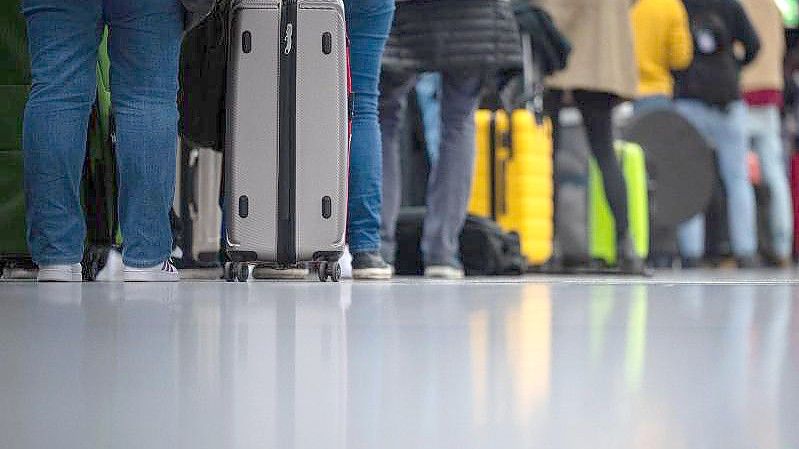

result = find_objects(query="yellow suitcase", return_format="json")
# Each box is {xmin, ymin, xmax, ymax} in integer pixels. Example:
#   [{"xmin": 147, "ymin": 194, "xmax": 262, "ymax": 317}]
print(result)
[{"xmin": 468, "ymin": 109, "xmax": 554, "ymax": 266}]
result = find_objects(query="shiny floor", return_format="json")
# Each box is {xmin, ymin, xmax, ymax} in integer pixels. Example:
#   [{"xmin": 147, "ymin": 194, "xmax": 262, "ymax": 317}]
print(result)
[{"xmin": 1, "ymin": 271, "xmax": 798, "ymax": 449}]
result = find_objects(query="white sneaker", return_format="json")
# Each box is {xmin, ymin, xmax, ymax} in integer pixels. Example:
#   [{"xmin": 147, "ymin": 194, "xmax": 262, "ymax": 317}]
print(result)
[
  {"xmin": 424, "ymin": 265, "xmax": 465, "ymax": 280},
  {"xmin": 124, "ymin": 260, "xmax": 180, "ymax": 282},
  {"xmin": 37, "ymin": 263, "xmax": 83, "ymax": 282}
]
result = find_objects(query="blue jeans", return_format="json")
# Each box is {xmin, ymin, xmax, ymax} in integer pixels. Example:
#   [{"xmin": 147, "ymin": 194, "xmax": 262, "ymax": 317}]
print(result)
[
  {"xmin": 747, "ymin": 105, "xmax": 793, "ymax": 259},
  {"xmin": 675, "ymin": 100, "xmax": 757, "ymax": 259},
  {"xmin": 344, "ymin": 0, "xmax": 395, "ymax": 254},
  {"xmin": 415, "ymin": 72, "xmax": 442, "ymax": 166},
  {"xmin": 633, "ymin": 95, "xmax": 672, "ymax": 116},
  {"xmin": 23, "ymin": 0, "xmax": 183, "ymax": 267}
]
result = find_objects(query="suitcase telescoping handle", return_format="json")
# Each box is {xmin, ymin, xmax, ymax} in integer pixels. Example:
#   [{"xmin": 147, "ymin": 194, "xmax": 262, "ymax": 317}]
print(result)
[{"xmin": 520, "ymin": 33, "xmax": 544, "ymax": 120}]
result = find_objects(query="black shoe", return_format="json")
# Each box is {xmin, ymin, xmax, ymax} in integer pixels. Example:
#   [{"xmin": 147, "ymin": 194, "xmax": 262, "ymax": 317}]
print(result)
[
  {"xmin": 681, "ymin": 257, "xmax": 702, "ymax": 269},
  {"xmin": 736, "ymin": 255, "xmax": 761, "ymax": 269},
  {"xmin": 617, "ymin": 233, "xmax": 645, "ymax": 274},
  {"xmin": 352, "ymin": 251, "xmax": 393, "ymax": 280}
]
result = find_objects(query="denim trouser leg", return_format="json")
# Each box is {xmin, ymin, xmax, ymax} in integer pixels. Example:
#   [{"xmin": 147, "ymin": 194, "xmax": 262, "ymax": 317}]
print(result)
[
  {"xmin": 22, "ymin": 0, "xmax": 182, "ymax": 268},
  {"xmin": 344, "ymin": 0, "xmax": 395, "ymax": 254},
  {"xmin": 23, "ymin": 0, "xmax": 103, "ymax": 265},
  {"xmin": 421, "ymin": 74, "xmax": 482, "ymax": 267},
  {"xmin": 108, "ymin": 0, "xmax": 183, "ymax": 267},
  {"xmin": 748, "ymin": 105, "xmax": 794, "ymax": 259},
  {"xmin": 415, "ymin": 72, "xmax": 442, "ymax": 166},
  {"xmin": 379, "ymin": 71, "xmax": 418, "ymax": 264},
  {"xmin": 675, "ymin": 100, "xmax": 757, "ymax": 258},
  {"xmin": 633, "ymin": 95, "xmax": 671, "ymax": 116}
]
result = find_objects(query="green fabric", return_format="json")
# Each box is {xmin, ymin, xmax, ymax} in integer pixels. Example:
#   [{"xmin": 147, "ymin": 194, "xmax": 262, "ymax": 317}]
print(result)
[
  {"xmin": 0, "ymin": 1, "xmax": 29, "ymax": 85},
  {"xmin": 0, "ymin": 151, "xmax": 28, "ymax": 255},
  {"xmin": 0, "ymin": 84, "xmax": 28, "ymax": 151},
  {"xmin": 588, "ymin": 141, "xmax": 650, "ymax": 265}
]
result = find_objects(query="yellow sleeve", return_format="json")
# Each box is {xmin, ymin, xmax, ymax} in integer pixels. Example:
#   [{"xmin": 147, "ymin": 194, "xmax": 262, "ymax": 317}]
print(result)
[{"xmin": 669, "ymin": 0, "xmax": 694, "ymax": 70}]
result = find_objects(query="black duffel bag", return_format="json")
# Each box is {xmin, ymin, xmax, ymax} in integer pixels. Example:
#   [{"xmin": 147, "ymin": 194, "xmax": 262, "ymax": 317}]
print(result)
[
  {"xmin": 178, "ymin": 0, "xmax": 231, "ymax": 151},
  {"xmin": 394, "ymin": 208, "xmax": 527, "ymax": 276}
]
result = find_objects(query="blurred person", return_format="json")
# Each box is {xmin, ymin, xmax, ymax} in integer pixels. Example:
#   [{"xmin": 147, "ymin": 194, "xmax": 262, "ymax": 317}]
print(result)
[
  {"xmin": 379, "ymin": 0, "xmax": 522, "ymax": 279},
  {"xmin": 344, "ymin": 0, "xmax": 397, "ymax": 280},
  {"xmin": 22, "ymin": 0, "xmax": 183, "ymax": 281},
  {"xmin": 415, "ymin": 72, "xmax": 442, "ymax": 166},
  {"xmin": 536, "ymin": 0, "xmax": 645, "ymax": 273},
  {"xmin": 674, "ymin": 0, "xmax": 760, "ymax": 268},
  {"xmin": 630, "ymin": 0, "xmax": 694, "ymax": 113},
  {"xmin": 740, "ymin": 0, "xmax": 792, "ymax": 267}
]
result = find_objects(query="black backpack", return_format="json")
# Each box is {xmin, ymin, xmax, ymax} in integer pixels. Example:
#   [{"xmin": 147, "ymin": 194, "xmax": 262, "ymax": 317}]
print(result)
[
  {"xmin": 394, "ymin": 208, "xmax": 528, "ymax": 276},
  {"xmin": 178, "ymin": 0, "xmax": 231, "ymax": 151},
  {"xmin": 677, "ymin": 0, "xmax": 740, "ymax": 107}
]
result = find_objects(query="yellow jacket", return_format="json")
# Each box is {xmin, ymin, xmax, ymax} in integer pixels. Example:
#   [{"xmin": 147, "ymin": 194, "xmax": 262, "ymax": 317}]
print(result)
[{"xmin": 630, "ymin": 0, "xmax": 693, "ymax": 97}]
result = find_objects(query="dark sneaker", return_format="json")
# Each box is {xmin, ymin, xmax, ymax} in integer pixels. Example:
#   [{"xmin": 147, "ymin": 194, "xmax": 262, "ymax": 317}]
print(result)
[
  {"xmin": 736, "ymin": 256, "xmax": 761, "ymax": 269},
  {"xmin": 617, "ymin": 233, "xmax": 645, "ymax": 274},
  {"xmin": 352, "ymin": 251, "xmax": 393, "ymax": 280}
]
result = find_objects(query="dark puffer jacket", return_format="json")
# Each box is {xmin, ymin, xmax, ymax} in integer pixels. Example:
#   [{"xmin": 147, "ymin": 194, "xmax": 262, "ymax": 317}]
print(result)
[{"xmin": 382, "ymin": 0, "xmax": 523, "ymax": 73}]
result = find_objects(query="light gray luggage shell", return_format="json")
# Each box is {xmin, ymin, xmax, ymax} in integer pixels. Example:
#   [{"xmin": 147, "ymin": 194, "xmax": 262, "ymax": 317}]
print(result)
[{"xmin": 225, "ymin": 0, "xmax": 348, "ymax": 264}]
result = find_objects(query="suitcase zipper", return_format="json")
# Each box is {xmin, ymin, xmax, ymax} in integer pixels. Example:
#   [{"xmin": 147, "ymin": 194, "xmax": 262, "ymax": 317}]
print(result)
[{"xmin": 277, "ymin": 0, "xmax": 297, "ymax": 265}]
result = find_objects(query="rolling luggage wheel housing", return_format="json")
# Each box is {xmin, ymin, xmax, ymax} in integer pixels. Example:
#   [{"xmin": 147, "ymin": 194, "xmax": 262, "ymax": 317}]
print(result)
[
  {"xmin": 316, "ymin": 261, "xmax": 341, "ymax": 282},
  {"xmin": 225, "ymin": 262, "xmax": 251, "ymax": 282}
]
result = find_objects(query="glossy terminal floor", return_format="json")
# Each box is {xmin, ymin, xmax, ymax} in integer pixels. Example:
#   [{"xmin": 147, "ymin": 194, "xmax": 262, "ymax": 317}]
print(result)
[{"xmin": 1, "ymin": 270, "xmax": 798, "ymax": 449}]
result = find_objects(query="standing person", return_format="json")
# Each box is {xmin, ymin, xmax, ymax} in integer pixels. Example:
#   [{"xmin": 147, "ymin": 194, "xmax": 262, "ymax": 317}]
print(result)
[
  {"xmin": 741, "ymin": 0, "xmax": 792, "ymax": 267},
  {"xmin": 344, "ymin": 0, "xmax": 397, "ymax": 280},
  {"xmin": 378, "ymin": 0, "xmax": 522, "ymax": 279},
  {"xmin": 630, "ymin": 0, "xmax": 694, "ymax": 113},
  {"xmin": 673, "ymin": 0, "xmax": 760, "ymax": 268},
  {"xmin": 23, "ymin": 0, "xmax": 184, "ymax": 281},
  {"xmin": 536, "ymin": 0, "xmax": 645, "ymax": 273}
]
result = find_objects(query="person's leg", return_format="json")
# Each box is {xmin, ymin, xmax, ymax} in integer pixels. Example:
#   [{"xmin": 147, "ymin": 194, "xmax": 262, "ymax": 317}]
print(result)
[
  {"xmin": 675, "ymin": 99, "xmax": 712, "ymax": 260},
  {"xmin": 105, "ymin": 0, "xmax": 183, "ymax": 269},
  {"xmin": 22, "ymin": 0, "xmax": 103, "ymax": 273},
  {"xmin": 750, "ymin": 105, "xmax": 793, "ymax": 261},
  {"xmin": 633, "ymin": 95, "xmax": 671, "ymax": 116},
  {"xmin": 574, "ymin": 90, "xmax": 629, "ymax": 238},
  {"xmin": 714, "ymin": 101, "xmax": 758, "ymax": 260},
  {"xmin": 415, "ymin": 72, "xmax": 442, "ymax": 166},
  {"xmin": 379, "ymin": 71, "xmax": 418, "ymax": 264},
  {"xmin": 421, "ymin": 72, "xmax": 482, "ymax": 273},
  {"xmin": 344, "ymin": 0, "xmax": 394, "ymax": 257}
]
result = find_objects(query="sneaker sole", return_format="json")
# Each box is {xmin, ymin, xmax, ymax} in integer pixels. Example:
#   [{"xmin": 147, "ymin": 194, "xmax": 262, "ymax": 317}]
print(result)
[
  {"xmin": 124, "ymin": 272, "xmax": 180, "ymax": 282},
  {"xmin": 423, "ymin": 267, "xmax": 465, "ymax": 280},
  {"xmin": 352, "ymin": 267, "xmax": 393, "ymax": 280}
]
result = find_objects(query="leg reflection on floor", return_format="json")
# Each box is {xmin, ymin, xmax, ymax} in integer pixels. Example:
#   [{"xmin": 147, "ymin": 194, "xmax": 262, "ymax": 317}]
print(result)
[{"xmin": 0, "ymin": 276, "xmax": 798, "ymax": 449}]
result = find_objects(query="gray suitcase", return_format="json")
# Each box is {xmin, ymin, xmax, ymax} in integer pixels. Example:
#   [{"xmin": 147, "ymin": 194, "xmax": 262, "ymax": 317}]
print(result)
[
  {"xmin": 224, "ymin": 0, "xmax": 349, "ymax": 282},
  {"xmin": 173, "ymin": 140, "xmax": 223, "ymax": 267}
]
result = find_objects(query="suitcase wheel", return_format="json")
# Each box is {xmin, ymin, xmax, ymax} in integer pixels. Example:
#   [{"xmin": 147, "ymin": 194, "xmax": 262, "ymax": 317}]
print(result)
[
  {"xmin": 224, "ymin": 262, "xmax": 236, "ymax": 282},
  {"xmin": 317, "ymin": 262, "xmax": 329, "ymax": 282},
  {"xmin": 316, "ymin": 261, "xmax": 341, "ymax": 283},
  {"xmin": 236, "ymin": 263, "xmax": 250, "ymax": 282}
]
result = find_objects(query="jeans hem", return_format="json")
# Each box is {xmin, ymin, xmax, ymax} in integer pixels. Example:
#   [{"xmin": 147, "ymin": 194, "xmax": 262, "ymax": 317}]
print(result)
[
  {"xmin": 349, "ymin": 245, "xmax": 380, "ymax": 255},
  {"xmin": 34, "ymin": 255, "xmax": 83, "ymax": 266}
]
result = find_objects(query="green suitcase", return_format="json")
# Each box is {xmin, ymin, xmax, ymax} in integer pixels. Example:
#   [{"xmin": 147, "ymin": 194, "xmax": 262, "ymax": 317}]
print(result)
[
  {"xmin": 0, "ymin": 1, "xmax": 32, "ymax": 270},
  {"xmin": 588, "ymin": 141, "xmax": 649, "ymax": 266}
]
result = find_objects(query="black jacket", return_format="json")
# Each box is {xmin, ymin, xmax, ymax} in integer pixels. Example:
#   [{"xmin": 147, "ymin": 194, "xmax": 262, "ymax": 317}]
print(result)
[
  {"xmin": 381, "ymin": 0, "xmax": 523, "ymax": 73},
  {"xmin": 674, "ymin": 0, "xmax": 761, "ymax": 104}
]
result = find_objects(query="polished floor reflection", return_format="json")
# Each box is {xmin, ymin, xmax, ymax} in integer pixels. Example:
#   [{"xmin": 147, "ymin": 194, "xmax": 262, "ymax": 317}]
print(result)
[{"xmin": 1, "ymin": 273, "xmax": 798, "ymax": 449}]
